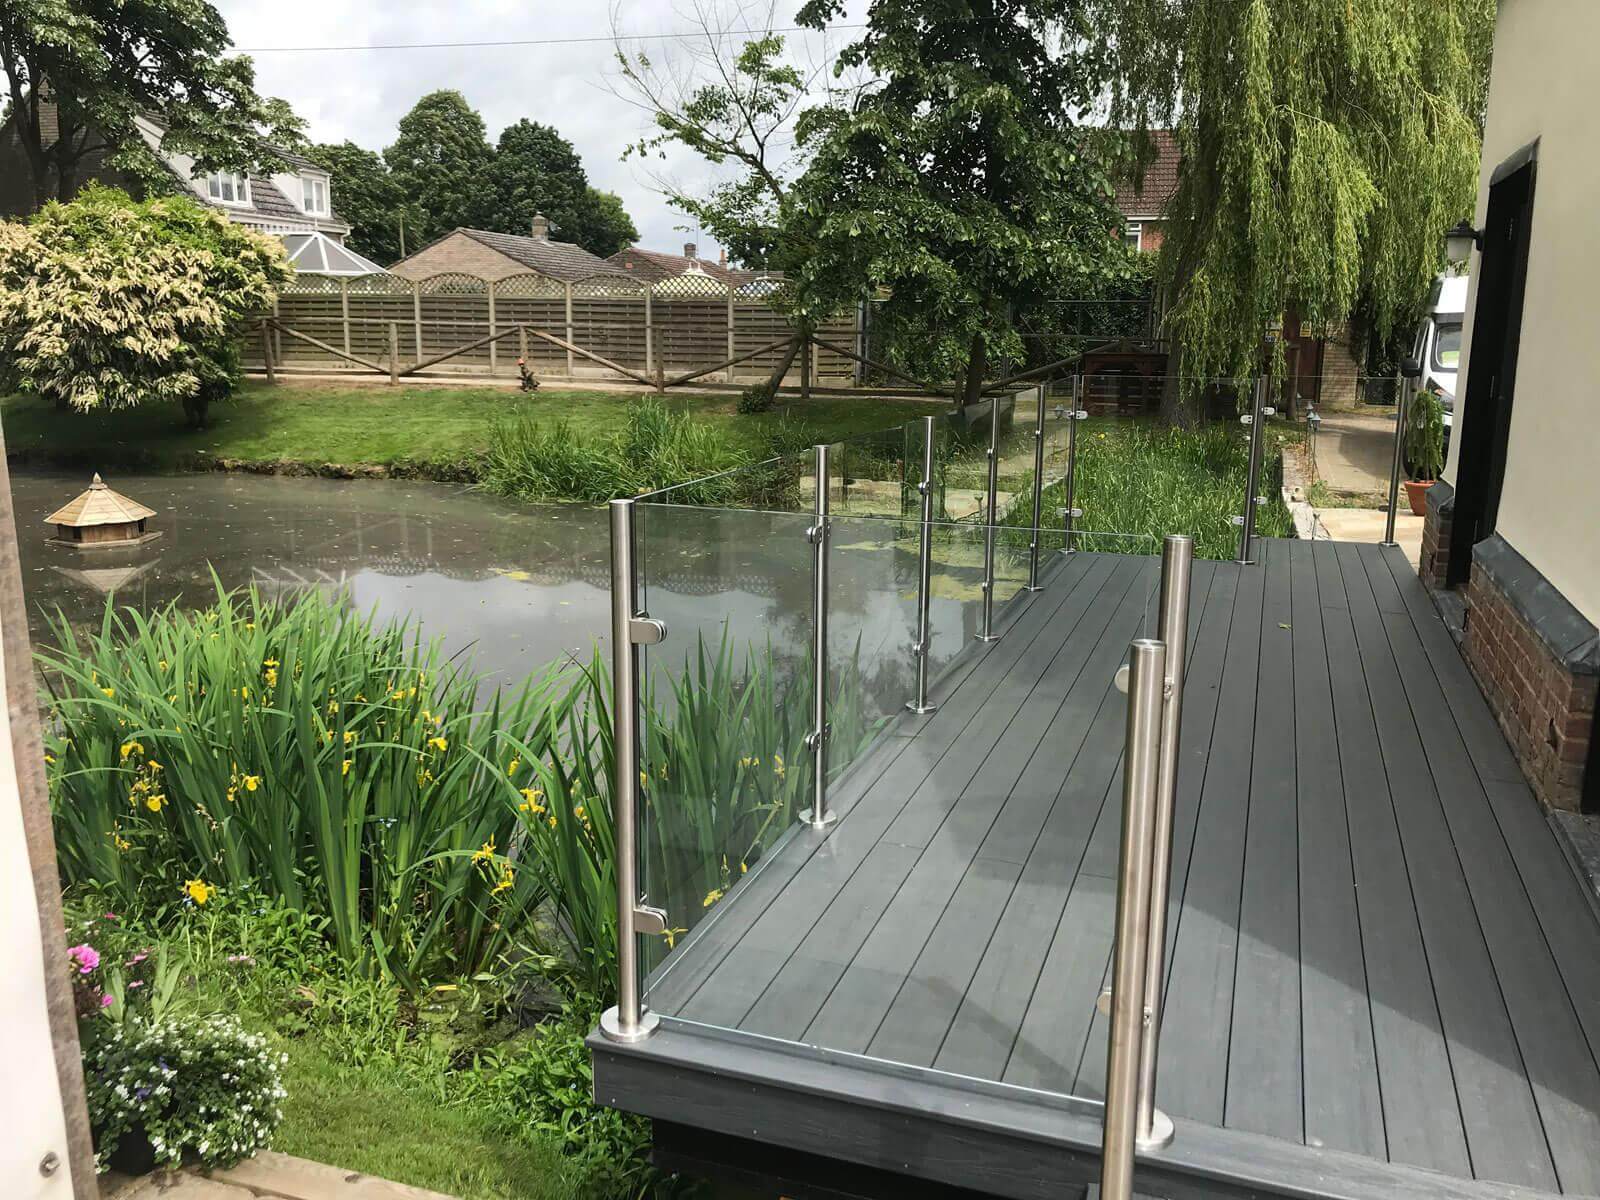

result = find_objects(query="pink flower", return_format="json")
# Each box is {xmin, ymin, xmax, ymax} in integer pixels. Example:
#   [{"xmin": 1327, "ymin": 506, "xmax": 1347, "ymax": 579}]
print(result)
[
  {"xmin": 125, "ymin": 952, "xmax": 148, "ymax": 966},
  {"xmin": 127, "ymin": 980, "xmax": 144, "ymax": 989},
  {"xmin": 67, "ymin": 944, "xmax": 100, "ymax": 975},
  {"xmin": 103, "ymin": 913, "xmax": 117, "ymax": 921},
  {"xmin": 99, "ymin": 994, "xmax": 113, "ymax": 1008}
]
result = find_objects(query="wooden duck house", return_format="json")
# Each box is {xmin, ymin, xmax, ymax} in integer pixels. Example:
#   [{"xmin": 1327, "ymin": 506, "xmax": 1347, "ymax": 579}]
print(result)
[{"xmin": 45, "ymin": 474, "xmax": 161, "ymax": 549}]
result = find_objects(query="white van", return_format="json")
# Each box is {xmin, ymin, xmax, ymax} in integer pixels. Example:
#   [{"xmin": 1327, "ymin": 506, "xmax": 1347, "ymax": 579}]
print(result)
[{"xmin": 1407, "ymin": 274, "xmax": 1467, "ymax": 437}]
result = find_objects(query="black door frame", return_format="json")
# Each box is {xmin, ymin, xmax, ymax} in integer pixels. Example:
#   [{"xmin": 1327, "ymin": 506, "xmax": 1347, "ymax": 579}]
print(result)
[{"xmin": 1447, "ymin": 141, "xmax": 1538, "ymax": 588}]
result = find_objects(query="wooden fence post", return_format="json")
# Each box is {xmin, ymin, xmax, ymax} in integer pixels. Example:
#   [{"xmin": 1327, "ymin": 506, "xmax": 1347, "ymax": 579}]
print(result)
[
  {"xmin": 644, "ymin": 284, "xmax": 654, "ymax": 378},
  {"xmin": 800, "ymin": 331, "xmax": 812, "ymax": 401},
  {"xmin": 340, "ymin": 278, "xmax": 352, "ymax": 358},
  {"xmin": 726, "ymin": 281, "xmax": 737, "ymax": 383},
  {"xmin": 487, "ymin": 281, "xmax": 498, "ymax": 375},
  {"xmin": 518, "ymin": 325, "xmax": 528, "ymax": 370},
  {"xmin": 564, "ymin": 283, "xmax": 575, "ymax": 378},
  {"xmin": 388, "ymin": 322, "xmax": 400, "ymax": 385},
  {"xmin": 412, "ymin": 282, "xmax": 424, "ymax": 364},
  {"xmin": 261, "ymin": 319, "xmax": 276, "ymax": 385}
]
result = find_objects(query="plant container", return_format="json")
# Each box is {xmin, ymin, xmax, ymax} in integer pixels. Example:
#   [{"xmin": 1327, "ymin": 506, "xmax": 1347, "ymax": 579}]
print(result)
[{"xmin": 1403, "ymin": 478, "xmax": 1433, "ymax": 517}]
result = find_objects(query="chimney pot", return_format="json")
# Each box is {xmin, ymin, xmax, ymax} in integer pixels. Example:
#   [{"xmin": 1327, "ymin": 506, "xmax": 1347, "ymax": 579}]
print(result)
[
  {"xmin": 531, "ymin": 214, "xmax": 549, "ymax": 240},
  {"xmin": 719, "ymin": 248, "xmax": 728, "ymax": 266},
  {"xmin": 683, "ymin": 242, "xmax": 697, "ymax": 260}
]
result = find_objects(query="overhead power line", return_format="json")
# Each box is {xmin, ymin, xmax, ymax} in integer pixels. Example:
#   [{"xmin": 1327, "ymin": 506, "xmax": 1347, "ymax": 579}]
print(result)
[{"xmin": 234, "ymin": 24, "xmax": 867, "ymax": 54}]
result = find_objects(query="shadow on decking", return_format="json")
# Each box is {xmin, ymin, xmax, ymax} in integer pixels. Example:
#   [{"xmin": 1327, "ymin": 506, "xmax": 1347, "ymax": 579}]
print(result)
[{"xmin": 598, "ymin": 540, "xmax": 1600, "ymax": 1200}]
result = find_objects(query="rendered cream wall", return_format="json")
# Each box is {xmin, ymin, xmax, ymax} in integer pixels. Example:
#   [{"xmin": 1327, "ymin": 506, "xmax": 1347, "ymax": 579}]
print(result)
[
  {"xmin": 0, "ymin": 617, "xmax": 76, "ymax": 1198},
  {"xmin": 1448, "ymin": 0, "xmax": 1600, "ymax": 624}
]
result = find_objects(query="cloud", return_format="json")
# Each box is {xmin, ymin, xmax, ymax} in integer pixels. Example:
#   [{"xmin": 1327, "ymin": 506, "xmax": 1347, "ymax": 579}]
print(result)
[{"xmin": 212, "ymin": 0, "xmax": 867, "ymax": 258}]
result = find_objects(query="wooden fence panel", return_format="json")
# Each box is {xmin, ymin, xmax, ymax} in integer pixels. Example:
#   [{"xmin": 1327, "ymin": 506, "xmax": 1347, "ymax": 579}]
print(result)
[{"xmin": 246, "ymin": 270, "xmax": 862, "ymax": 385}]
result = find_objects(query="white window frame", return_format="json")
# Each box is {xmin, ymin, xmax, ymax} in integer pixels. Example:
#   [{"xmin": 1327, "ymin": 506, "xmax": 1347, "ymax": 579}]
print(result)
[
  {"xmin": 1123, "ymin": 221, "xmax": 1143, "ymax": 251},
  {"xmin": 302, "ymin": 174, "xmax": 329, "ymax": 217},
  {"xmin": 205, "ymin": 171, "xmax": 251, "ymax": 207}
]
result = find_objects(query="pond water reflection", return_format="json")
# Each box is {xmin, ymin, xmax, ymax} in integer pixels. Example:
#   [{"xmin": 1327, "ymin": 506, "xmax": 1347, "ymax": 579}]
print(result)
[
  {"xmin": 10, "ymin": 471, "xmax": 996, "ymax": 701},
  {"xmin": 11, "ymin": 470, "xmax": 613, "ymax": 686}
]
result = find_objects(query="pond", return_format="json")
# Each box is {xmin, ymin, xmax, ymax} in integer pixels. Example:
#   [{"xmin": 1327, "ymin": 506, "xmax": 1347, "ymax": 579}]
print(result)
[{"xmin": 10, "ymin": 470, "xmax": 1008, "ymax": 707}]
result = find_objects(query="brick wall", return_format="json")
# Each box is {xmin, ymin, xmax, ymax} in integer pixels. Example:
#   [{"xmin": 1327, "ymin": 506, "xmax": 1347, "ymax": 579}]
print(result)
[
  {"xmin": 1316, "ymin": 324, "xmax": 1363, "ymax": 411},
  {"xmin": 390, "ymin": 233, "xmax": 526, "ymax": 282},
  {"xmin": 1445, "ymin": 535, "xmax": 1599, "ymax": 813},
  {"xmin": 1420, "ymin": 478, "xmax": 1454, "ymax": 587}
]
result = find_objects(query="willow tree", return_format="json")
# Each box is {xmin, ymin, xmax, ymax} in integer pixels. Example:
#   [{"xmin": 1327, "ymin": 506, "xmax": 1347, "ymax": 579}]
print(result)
[{"xmin": 1109, "ymin": 0, "xmax": 1495, "ymax": 414}]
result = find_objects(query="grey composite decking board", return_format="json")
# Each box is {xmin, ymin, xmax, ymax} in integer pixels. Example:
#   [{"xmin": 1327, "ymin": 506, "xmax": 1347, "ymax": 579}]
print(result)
[
  {"xmin": 1224, "ymin": 539, "xmax": 1304, "ymax": 1143},
  {"xmin": 680, "ymin": 552, "xmax": 1107, "ymax": 1028},
  {"xmin": 865, "ymin": 856, "xmax": 1026, "ymax": 1067},
  {"xmin": 1286, "ymin": 539, "xmax": 1386, "ymax": 1160},
  {"xmin": 605, "ymin": 540, "xmax": 1600, "ymax": 1198},
  {"xmin": 933, "ymin": 559, "xmax": 1159, "ymax": 1083},
  {"xmin": 1150, "ymin": 538, "xmax": 1267, "ymax": 1124},
  {"xmin": 1359, "ymin": 550, "xmax": 1600, "ymax": 1194},
  {"xmin": 1071, "ymin": 558, "xmax": 1237, "ymax": 1102},
  {"xmin": 1379, "ymin": 549, "xmax": 1600, "ymax": 1073},
  {"xmin": 1335, "ymin": 539, "xmax": 1558, "ymax": 1192},
  {"xmin": 805, "ymin": 558, "xmax": 1146, "ymax": 1056},
  {"xmin": 741, "ymin": 558, "xmax": 1138, "ymax": 1042},
  {"xmin": 1315, "ymin": 540, "xmax": 1472, "ymax": 1178}
]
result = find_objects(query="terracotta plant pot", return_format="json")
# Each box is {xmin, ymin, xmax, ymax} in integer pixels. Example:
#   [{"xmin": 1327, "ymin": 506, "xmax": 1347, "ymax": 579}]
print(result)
[{"xmin": 1403, "ymin": 478, "xmax": 1433, "ymax": 517}]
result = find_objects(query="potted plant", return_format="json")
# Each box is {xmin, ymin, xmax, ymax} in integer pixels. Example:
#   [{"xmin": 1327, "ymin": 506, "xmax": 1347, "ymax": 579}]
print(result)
[{"xmin": 1403, "ymin": 387, "xmax": 1446, "ymax": 515}]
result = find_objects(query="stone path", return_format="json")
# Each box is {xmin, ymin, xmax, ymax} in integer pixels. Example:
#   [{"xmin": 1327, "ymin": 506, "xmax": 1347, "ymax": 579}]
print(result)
[{"xmin": 106, "ymin": 1152, "xmax": 455, "ymax": 1200}]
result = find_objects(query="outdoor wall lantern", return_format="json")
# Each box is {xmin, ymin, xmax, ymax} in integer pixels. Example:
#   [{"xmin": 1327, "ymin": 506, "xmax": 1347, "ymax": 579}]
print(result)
[{"xmin": 1446, "ymin": 221, "xmax": 1482, "ymax": 262}]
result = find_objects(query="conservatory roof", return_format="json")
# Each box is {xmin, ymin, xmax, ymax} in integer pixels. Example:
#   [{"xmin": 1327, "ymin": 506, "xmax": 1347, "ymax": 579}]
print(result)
[{"xmin": 281, "ymin": 232, "xmax": 386, "ymax": 277}]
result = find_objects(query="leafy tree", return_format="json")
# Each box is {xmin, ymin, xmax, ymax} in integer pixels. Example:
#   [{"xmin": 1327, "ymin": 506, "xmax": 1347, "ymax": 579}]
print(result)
[
  {"xmin": 383, "ymin": 90, "xmax": 492, "ymax": 245},
  {"xmin": 614, "ymin": 15, "xmax": 811, "ymax": 271},
  {"xmin": 791, "ymin": 0, "xmax": 1137, "ymax": 405},
  {"xmin": 0, "ymin": 186, "xmax": 290, "ymax": 427},
  {"xmin": 480, "ymin": 119, "xmax": 639, "ymax": 255},
  {"xmin": 1105, "ymin": 0, "xmax": 1495, "ymax": 414},
  {"xmin": 306, "ymin": 141, "xmax": 406, "ymax": 264},
  {"xmin": 0, "ymin": 0, "xmax": 305, "ymax": 207},
  {"xmin": 583, "ymin": 189, "xmax": 638, "ymax": 257}
]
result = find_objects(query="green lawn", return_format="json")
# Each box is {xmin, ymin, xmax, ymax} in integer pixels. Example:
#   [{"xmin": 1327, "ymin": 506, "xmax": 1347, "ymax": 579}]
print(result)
[
  {"xmin": 273, "ymin": 1038, "xmax": 589, "ymax": 1200},
  {"xmin": 0, "ymin": 380, "xmax": 940, "ymax": 478}
]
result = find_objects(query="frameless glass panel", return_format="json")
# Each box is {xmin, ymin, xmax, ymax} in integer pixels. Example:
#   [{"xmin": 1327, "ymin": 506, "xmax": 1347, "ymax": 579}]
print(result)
[{"xmin": 635, "ymin": 499, "xmax": 817, "ymax": 977}]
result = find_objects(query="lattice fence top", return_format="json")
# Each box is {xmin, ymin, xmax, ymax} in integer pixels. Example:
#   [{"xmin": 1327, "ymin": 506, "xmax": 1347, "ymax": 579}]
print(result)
[
  {"xmin": 417, "ymin": 272, "xmax": 490, "ymax": 296},
  {"xmin": 280, "ymin": 274, "xmax": 343, "ymax": 295},
  {"xmin": 570, "ymin": 274, "xmax": 648, "ymax": 299},
  {"xmin": 651, "ymin": 272, "xmax": 732, "ymax": 299},
  {"xmin": 493, "ymin": 273, "xmax": 567, "ymax": 300},
  {"xmin": 345, "ymin": 273, "xmax": 414, "ymax": 296}
]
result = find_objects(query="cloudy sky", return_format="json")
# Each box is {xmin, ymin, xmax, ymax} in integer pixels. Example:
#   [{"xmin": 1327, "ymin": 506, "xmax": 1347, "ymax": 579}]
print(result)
[{"xmin": 212, "ymin": 0, "xmax": 868, "ymax": 257}]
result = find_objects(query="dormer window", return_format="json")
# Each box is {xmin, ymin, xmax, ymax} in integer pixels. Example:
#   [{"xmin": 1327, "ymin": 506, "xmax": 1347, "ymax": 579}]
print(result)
[
  {"xmin": 205, "ymin": 171, "xmax": 249, "ymax": 206},
  {"xmin": 302, "ymin": 175, "xmax": 329, "ymax": 217}
]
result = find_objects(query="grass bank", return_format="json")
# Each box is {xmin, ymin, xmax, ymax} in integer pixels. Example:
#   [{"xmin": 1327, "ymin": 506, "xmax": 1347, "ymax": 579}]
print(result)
[{"xmin": 0, "ymin": 380, "xmax": 939, "ymax": 481}]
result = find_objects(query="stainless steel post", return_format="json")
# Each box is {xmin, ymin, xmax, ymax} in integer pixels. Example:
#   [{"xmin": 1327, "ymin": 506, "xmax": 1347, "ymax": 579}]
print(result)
[
  {"xmin": 1062, "ymin": 371, "xmax": 1085, "ymax": 553},
  {"xmin": 1382, "ymin": 371, "xmax": 1410, "ymax": 547},
  {"xmin": 1235, "ymin": 376, "xmax": 1266, "ymax": 565},
  {"xmin": 977, "ymin": 397, "xmax": 1003, "ymax": 642},
  {"xmin": 908, "ymin": 417, "xmax": 939, "ymax": 715},
  {"xmin": 802, "ymin": 444, "xmax": 836, "ymax": 828},
  {"xmin": 1101, "ymin": 637, "xmax": 1168, "ymax": 1200},
  {"xmin": 1025, "ymin": 386, "xmax": 1048, "ymax": 591},
  {"xmin": 1135, "ymin": 534, "xmax": 1193, "ymax": 1150},
  {"xmin": 600, "ymin": 499, "xmax": 665, "ymax": 1044}
]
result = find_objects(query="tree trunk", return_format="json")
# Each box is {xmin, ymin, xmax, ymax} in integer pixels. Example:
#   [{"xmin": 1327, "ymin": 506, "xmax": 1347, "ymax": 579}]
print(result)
[
  {"xmin": 1157, "ymin": 334, "xmax": 1196, "ymax": 429},
  {"xmin": 764, "ymin": 330, "xmax": 804, "ymax": 394},
  {"xmin": 960, "ymin": 333, "xmax": 988, "ymax": 409}
]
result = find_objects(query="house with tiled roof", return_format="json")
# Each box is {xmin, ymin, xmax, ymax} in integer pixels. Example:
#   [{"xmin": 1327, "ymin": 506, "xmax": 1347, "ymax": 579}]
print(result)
[
  {"xmin": 387, "ymin": 215, "xmax": 626, "ymax": 283},
  {"xmin": 0, "ymin": 102, "xmax": 352, "ymax": 245},
  {"xmin": 1114, "ymin": 129, "xmax": 1180, "ymax": 252}
]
